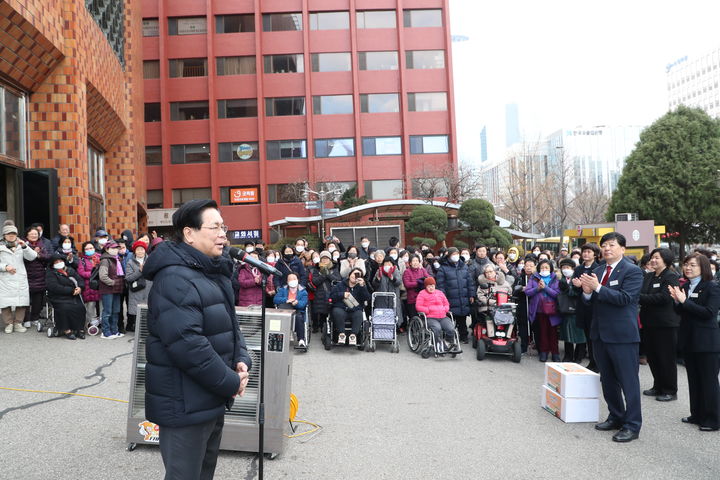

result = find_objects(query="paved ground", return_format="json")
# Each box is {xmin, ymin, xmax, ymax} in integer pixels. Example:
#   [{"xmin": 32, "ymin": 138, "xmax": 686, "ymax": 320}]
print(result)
[{"xmin": 1, "ymin": 328, "xmax": 718, "ymax": 480}]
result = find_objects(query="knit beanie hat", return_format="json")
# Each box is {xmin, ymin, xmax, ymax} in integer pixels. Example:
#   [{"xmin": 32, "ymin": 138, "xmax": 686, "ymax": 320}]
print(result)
[
  {"xmin": 132, "ymin": 241, "xmax": 148, "ymax": 252},
  {"xmin": 424, "ymin": 277, "xmax": 436, "ymax": 287},
  {"xmin": 2, "ymin": 220, "xmax": 18, "ymax": 235}
]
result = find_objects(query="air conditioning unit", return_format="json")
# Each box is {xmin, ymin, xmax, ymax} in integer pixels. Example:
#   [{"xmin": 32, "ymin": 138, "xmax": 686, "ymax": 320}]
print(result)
[
  {"xmin": 614, "ymin": 213, "xmax": 638, "ymax": 222},
  {"xmin": 126, "ymin": 305, "xmax": 294, "ymax": 456}
]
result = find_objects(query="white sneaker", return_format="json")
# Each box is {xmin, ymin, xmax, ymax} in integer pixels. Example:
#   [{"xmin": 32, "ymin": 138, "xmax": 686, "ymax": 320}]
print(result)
[
  {"xmin": 348, "ymin": 334, "xmax": 357, "ymax": 346},
  {"xmin": 101, "ymin": 333, "xmax": 115, "ymax": 339},
  {"xmin": 338, "ymin": 333, "xmax": 346, "ymax": 344},
  {"xmin": 114, "ymin": 333, "xmax": 125, "ymax": 338},
  {"xmin": 4, "ymin": 324, "xmax": 13, "ymax": 334},
  {"xmin": 298, "ymin": 339, "xmax": 306, "ymax": 348},
  {"xmin": 13, "ymin": 323, "xmax": 27, "ymax": 333},
  {"xmin": 23, "ymin": 321, "xmax": 31, "ymax": 328}
]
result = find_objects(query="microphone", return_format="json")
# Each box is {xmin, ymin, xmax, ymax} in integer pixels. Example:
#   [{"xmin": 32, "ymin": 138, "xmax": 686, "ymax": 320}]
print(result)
[{"xmin": 228, "ymin": 247, "xmax": 282, "ymax": 276}]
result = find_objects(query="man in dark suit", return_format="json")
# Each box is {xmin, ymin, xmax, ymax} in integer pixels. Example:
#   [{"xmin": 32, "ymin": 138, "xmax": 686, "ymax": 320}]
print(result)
[{"xmin": 580, "ymin": 232, "xmax": 643, "ymax": 443}]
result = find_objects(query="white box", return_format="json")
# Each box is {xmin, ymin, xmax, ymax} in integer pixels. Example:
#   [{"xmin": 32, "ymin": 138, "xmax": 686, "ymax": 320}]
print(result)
[
  {"xmin": 545, "ymin": 362, "xmax": 601, "ymax": 398},
  {"xmin": 541, "ymin": 385, "xmax": 600, "ymax": 423}
]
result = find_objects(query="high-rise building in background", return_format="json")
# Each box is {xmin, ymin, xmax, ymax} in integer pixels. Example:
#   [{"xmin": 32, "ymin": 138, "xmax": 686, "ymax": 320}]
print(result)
[
  {"xmin": 480, "ymin": 125, "xmax": 488, "ymax": 162},
  {"xmin": 505, "ymin": 103, "xmax": 521, "ymax": 147},
  {"xmin": 142, "ymin": 1, "xmax": 457, "ymax": 242},
  {"xmin": 667, "ymin": 47, "xmax": 720, "ymax": 118}
]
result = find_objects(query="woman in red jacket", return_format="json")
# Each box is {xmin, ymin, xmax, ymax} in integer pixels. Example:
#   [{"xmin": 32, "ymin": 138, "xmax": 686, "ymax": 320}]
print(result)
[{"xmin": 415, "ymin": 277, "xmax": 457, "ymax": 350}]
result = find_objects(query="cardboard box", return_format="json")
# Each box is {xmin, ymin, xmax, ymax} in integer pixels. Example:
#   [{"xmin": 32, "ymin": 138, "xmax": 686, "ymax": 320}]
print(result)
[
  {"xmin": 545, "ymin": 362, "xmax": 601, "ymax": 398},
  {"xmin": 541, "ymin": 385, "xmax": 600, "ymax": 423}
]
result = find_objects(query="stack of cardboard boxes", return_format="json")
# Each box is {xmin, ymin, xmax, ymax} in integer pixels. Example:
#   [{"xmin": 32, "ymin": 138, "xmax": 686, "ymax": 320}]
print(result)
[{"xmin": 541, "ymin": 362, "xmax": 601, "ymax": 422}]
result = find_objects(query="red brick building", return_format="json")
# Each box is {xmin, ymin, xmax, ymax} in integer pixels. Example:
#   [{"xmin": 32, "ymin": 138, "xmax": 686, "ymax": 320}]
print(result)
[
  {"xmin": 0, "ymin": 0, "xmax": 145, "ymax": 242},
  {"xmin": 142, "ymin": 0, "xmax": 457, "ymax": 242}
]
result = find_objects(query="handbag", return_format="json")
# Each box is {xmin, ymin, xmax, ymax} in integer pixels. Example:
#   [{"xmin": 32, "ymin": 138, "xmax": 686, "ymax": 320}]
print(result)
[
  {"xmin": 343, "ymin": 292, "xmax": 360, "ymax": 309},
  {"xmin": 540, "ymin": 297, "xmax": 557, "ymax": 315},
  {"xmin": 557, "ymin": 292, "xmax": 577, "ymax": 315},
  {"xmin": 129, "ymin": 277, "xmax": 146, "ymax": 292}
]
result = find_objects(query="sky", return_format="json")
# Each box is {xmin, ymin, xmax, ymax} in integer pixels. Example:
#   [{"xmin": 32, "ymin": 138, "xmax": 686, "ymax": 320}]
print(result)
[{"xmin": 449, "ymin": 0, "xmax": 720, "ymax": 165}]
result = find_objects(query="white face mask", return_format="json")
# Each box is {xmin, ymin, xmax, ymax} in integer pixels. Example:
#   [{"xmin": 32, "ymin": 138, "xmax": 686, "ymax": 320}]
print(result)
[
  {"xmin": 332, "ymin": 253, "xmax": 340, "ymax": 261},
  {"xmin": 361, "ymin": 242, "xmax": 369, "ymax": 249},
  {"xmin": 389, "ymin": 254, "xmax": 398, "ymax": 261},
  {"xmin": 98, "ymin": 238, "xmax": 108, "ymax": 246},
  {"xmin": 461, "ymin": 254, "xmax": 470, "ymax": 261},
  {"xmin": 266, "ymin": 256, "xmax": 275, "ymax": 263},
  {"xmin": 328, "ymin": 247, "xmax": 336, "ymax": 253},
  {"xmin": 712, "ymin": 256, "xmax": 718, "ymax": 262},
  {"xmin": 295, "ymin": 245, "xmax": 305, "ymax": 253},
  {"xmin": 450, "ymin": 254, "xmax": 460, "ymax": 263},
  {"xmin": 508, "ymin": 253, "xmax": 517, "ymax": 261},
  {"xmin": 562, "ymin": 269, "xmax": 574, "ymax": 278},
  {"xmin": 433, "ymin": 261, "xmax": 441, "ymax": 269},
  {"xmin": 383, "ymin": 265, "xmax": 393, "ymax": 273},
  {"xmin": 62, "ymin": 243, "xmax": 72, "ymax": 252},
  {"xmin": 313, "ymin": 257, "xmax": 320, "ymax": 264},
  {"xmin": 288, "ymin": 280, "xmax": 298, "ymax": 288},
  {"xmin": 53, "ymin": 262, "xmax": 65, "ymax": 270},
  {"xmin": 245, "ymin": 246, "xmax": 254, "ymax": 253},
  {"xmin": 402, "ymin": 256, "xmax": 409, "ymax": 263}
]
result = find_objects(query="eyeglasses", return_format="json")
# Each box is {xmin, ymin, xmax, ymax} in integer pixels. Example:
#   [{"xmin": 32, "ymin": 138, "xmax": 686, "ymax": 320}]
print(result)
[{"xmin": 201, "ymin": 224, "xmax": 229, "ymax": 235}]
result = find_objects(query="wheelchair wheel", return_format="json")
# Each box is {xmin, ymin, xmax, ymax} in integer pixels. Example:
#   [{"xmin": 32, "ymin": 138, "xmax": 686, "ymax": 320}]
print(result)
[
  {"xmin": 406, "ymin": 316, "xmax": 423, "ymax": 352},
  {"xmin": 36, "ymin": 322, "xmax": 43, "ymax": 333},
  {"xmin": 511, "ymin": 340, "xmax": 522, "ymax": 363},
  {"xmin": 421, "ymin": 346, "xmax": 432, "ymax": 359},
  {"xmin": 476, "ymin": 339, "xmax": 487, "ymax": 361},
  {"xmin": 391, "ymin": 343, "xmax": 399, "ymax": 354}
]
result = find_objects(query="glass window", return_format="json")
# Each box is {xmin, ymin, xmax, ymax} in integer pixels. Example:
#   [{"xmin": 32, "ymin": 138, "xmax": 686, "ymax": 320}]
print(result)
[
  {"xmin": 316, "ymin": 182, "xmax": 356, "ymax": 201},
  {"xmin": 168, "ymin": 16, "xmax": 207, "ymax": 35},
  {"xmin": 266, "ymin": 140, "xmax": 307, "ymax": 160},
  {"xmin": 170, "ymin": 101, "xmax": 209, "ymax": 121},
  {"xmin": 358, "ymin": 51, "xmax": 398, "ymax": 71},
  {"xmin": 170, "ymin": 144, "xmax": 211, "ymax": 164},
  {"xmin": 145, "ymin": 146, "xmax": 162, "ymax": 165},
  {"xmin": 312, "ymin": 95, "xmax": 353, "ymax": 115},
  {"xmin": 265, "ymin": 97, "xmax": 305, "ymax": 116},
  {"xmin": 412, "ymin": 178, "xmax": 448, "ymax": 197},
  {"xmin": 216, "ymin": 56, "xmax": 256, "ymax": 75},
  {"xmin": 144, "ymin": 102, "xmax": 161, "ymax": 122},
  {"xmin": 362, "ymin": 136, "xmax": 402, "ymax": 156},
  {"xmin": 218, "ymin": 142, "xmax": 260, "ymax": 162},
  {"xmin": 403, "ymin": 9, "xmax": 442, "ymax": 28},
  {"xmin": 356, "ymin": 10, "xmax": 396, "ymax": 29},
  {"xmin": 314, "ymin": 138, "xmax": 355, "ymax": 158},
  {"xmin": 143, "ymin": 60, "xmax": 160, "ymax": 79},
  {"xmin": 87, "ymin": 144, "xmax": 105, "ymax": 196},
  {"xmin": 2, "ymin": 88, "xmax": 24, "ymax": 161},
  {"xmin": 217, "ymin": 99, "xmax": 258, "ymax": 119},
  {"xmin": 142, "ymin": 18, "xmax": 159, "ymax": 37},
  {"xmin": 268, "ymin": 183, "xmax": 307, "ymax": 204},
  {"xmin": 216, "ymin": 14, "xmax": 254, "ymax": 33},
  {"xmin": 407, "ymin": 92, "xmax": 447, "ymax": 111},
  {"xmin": 364, "ymin": 179, "xmax": 403, "ymax": 200},
  {"xmin": 360, "ymin": 93, "xmax": 399, "ymax": 113},
  {"xmin": 172, "ymin": 188, "xmax": 212, "ymax": 208},
  {"xmin": 262, "ymin": 13, "xmax": 303, "ymax": 32},
  {"xmin": 169, "ymin": 58, "xmax": 207, "ymax": 78},
  {"xmin": 309, "ymin": 11, "xmax": 349, "ymax": 30},
  {"xmin": 147, "ymin": 190, "xmax": 163, "ymax": 209},
  {"xmin": 263, "ymin": 54, "xmax": 304, "ymax": 73},
  {"xmin": 406, "ymin": 50, "xmax": 445, "ymax": 69},
  {"xmin": 311, "ymin": 52, "xmax": 351, "ymax": 72},
  {"xmin": 409, "ymin": 135, "xmax": 449, "ymax": 154}
]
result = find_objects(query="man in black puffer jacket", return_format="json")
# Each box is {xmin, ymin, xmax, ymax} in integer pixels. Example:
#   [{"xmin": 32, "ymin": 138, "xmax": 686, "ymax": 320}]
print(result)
[{"xmin": 143, "ymin": 199, "xmax": 251, "ymax": 480}]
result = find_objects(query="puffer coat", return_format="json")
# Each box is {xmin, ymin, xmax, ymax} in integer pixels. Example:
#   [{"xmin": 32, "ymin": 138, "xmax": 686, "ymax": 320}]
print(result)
[
  {"xmin": 124, "ymin": 256, "xmax": 152, "ymax": 316},
  {"xmin": 24, "ymin": 239, "xmax": 50, "ymax": 293},
  {"xmin": 403, "ymin": 265, "xmax": 431, "ymax": 305},
  {"xmin": 435, "ymin": 257, "xmax": 475, "ymax": 316},
  {"xmin": 308, "ymin": 264, "xmax": 341, "ymax": 315},
  {"xmin": 237, "ymin": 263, "xmax": 263, "ymax": 307},
  {"xmin": 0, "ymin": 241, "xmax": 38, "ymax": 308},
  {"xmin": 77, "ymin": 254, "xmax": 102, "ymax": 302}
]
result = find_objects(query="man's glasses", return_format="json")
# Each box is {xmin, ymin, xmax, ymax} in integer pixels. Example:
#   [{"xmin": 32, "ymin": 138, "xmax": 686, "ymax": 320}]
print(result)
[{"xmin": 201, "ymin": 224, "xmax": 229, "ymax": 235}]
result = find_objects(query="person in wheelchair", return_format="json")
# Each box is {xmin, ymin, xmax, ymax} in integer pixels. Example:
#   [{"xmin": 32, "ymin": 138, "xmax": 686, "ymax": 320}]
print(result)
[
  {"xmin": 273, "ymin": 273, "xmax": 309, "ymax": 349},
  {"xmin": 329, "ymin": 267, "xmax": 370, "ymax": 346},
  {"xmin": 415, "ymin": 277, "xmax": 459, "ymax": 352},
  {"xmin": 45, "ymin": 253, "xmax": 86, "ymax": 340},
  {"xmin": 476, "ymin": 263, "xmax": 513, "ymax": 337}
]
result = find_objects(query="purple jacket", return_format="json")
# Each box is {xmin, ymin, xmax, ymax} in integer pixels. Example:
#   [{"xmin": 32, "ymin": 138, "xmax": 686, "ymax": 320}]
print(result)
[
  {"xmin": 237, "ymin": 264, "xmax": 263, "ymax": 307},
  {"xmin": 24, "ymin": 240, "xmax": 50, "ymax": 293},
  {"xmin": 525, "ymin": 272, "xmax": 562, "ymax": 326},
  {"xmin": 403, "ymin": 265, "xmax": 430, "ymax": 304},
  {"xmin": 77, "ymin": 254, "xmax": 101, "ymax": 302}
]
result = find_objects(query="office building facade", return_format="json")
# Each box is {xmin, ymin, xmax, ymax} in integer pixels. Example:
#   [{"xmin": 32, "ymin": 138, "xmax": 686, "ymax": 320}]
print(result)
[{"xmin": 667, "ymin": 48, "xmax": 720, "ymax": 118}]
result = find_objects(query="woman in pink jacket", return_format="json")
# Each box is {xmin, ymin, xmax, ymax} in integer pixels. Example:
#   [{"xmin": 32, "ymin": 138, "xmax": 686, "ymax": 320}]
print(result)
[{"xmin": 415, "ymin": 277, "xmax": 457, "ymax": 349}]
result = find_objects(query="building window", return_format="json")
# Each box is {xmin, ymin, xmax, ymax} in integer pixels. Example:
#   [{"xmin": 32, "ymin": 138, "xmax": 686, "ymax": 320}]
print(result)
[
  {"xmin": 316, "ymin": 182, "xmax": 356, "ymax": 201},
  {"xmin": 216, "ymin": 14, "xmax": 255, "ymax": 33},
  {"xmin": 264, "ymin": 54, "xmax": 304, "ymax": 74},
  {"xmin": 358, "ymin": 51, "xmax": 398, "ymax": 71},
  {"xmin": 220, "ymin": 186, "xmax": 260, "ymax": 205},
  {"xmin": 87, "ymin": 144, "xmax": 105, "ymax": 196},
  {"xmin": 262, "ymin": 13, "xmax": 303, "ymax": 32},
  {"xmin": 268, "ymin": 183, "xmax": 307, "ymax": 204},
  {"xmin": 409, "ymin": 135, "xmax": 449, "ymax": 154},
  {"xmin": 356, "ymin": 10, "xmax": 396, "ymax": 29},
  {"xmin": 364, "ymin": 179, "xmax": 403, "ymax": 200},
  {"xmin": 312, "ymin": 95, "xmax": 353, "ymax": 115},
  {"xmin": 314, "ymin": 138, "xmax": 355, "ymax": 158},
  {"xmin": 217, "ymin": 99, "xmax": 258, "ymax": 119},
  {"xmin": 1, "ymin": 88, "xmax": 25, "ymax": 162},
  {"xmin": 362, "ymin": 136, "xmax": 402, "ymax": 156},
  {"xmin": 309, "ymin": 11, "xmax": 349, "ymax": 30},
  {"xmin": 360, "ymin": 93, "xmax": 399, "ymax": 113},
  {"xmin": 142, "ymin": 18, "xmax": 159, "ymax": 37},
  {"xmin": 169, "ymin": 58, "xmax": 207, "ymax": 78},
  {"xmin": 218, "ymin": 142, "xmax": 260, "ymax": 162},
  {"xmin": 144, "ymin": 102, "xmax": 161, "ymax": 122},
  {"xmin": 412, "ymin": 178, "xmax": 448, "ymax": 197},
  {"xmin": 216, "ymin": 56, "xmax": 256, "ymax": 75},
  {"xmin": 172, "ymin": 188, "xmax": 212, "ymax": 208},
  {"xmin": 408, "ymin": 92, "xmax": 447, "ymax": 111},
  {"xmin": 170, "ymin": 101, "xmax": 209, "ymax": 121},
  {"xmin": 406, "ymin": 50, "xmax": 445, "ymax": 69},
  {"xmin": 143, "ymin": 60, "xmax": 160, "ymax": 79},
  {"xmin": 170, "ymin": 144, "xmax": 211, "ymax": 164},
  {"xmin": 265, "ymin": 97, "xmax": 305, "ymax": 116},
  {"xmin": 311, "ymin": 52, "xmax": 351, "ymax": 72},
  {"xmin": 266, "ymin": 140, "xmax": 307, "ymax": 160},
  {"xmin": 403, "ymin": 9, "xmax": 443, "ymax": 28},
  {"xmin": 145, "ymin": 146, "xmax": 162, "ymax": 165},
  {"xmin": 147, "ymin": 190, "xmax": 163, "ymax": 209},
  {"xmin": 168, "ymin": 17, "xmax": 207, "ymax": 35}
]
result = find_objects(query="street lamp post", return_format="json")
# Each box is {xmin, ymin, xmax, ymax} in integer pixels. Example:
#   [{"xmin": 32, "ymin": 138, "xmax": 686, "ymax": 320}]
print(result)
[{"xmin": 303, "ymin": 186, "xmax": 342, "ymax": 240}]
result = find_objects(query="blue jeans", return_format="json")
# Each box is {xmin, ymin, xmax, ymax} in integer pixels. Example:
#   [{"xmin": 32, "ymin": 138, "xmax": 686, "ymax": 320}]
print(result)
[{"xmin": 101, "ymin": 293, "xmax": 121, "ymax": 336}]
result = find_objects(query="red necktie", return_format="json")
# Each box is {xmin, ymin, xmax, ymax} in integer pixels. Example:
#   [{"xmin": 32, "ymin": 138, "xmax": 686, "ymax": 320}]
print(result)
[{"xmin": 601, "ymin": 265, "xmax": 612, "ymax": 286}]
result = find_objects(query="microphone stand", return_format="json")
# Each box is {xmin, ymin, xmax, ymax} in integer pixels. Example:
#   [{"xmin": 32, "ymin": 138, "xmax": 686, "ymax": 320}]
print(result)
[{"xmin": 258, "ymin": 273, "xmax": 267, "ymax": 479}]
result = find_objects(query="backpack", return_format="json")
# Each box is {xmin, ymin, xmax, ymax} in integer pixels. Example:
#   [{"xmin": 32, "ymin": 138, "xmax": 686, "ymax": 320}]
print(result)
[{"xmin": 89, "ymin": 264, "xmax": 100, "ymax": 290}]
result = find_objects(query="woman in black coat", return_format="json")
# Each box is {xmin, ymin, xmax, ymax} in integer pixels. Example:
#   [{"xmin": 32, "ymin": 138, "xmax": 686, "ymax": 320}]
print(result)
[
  {"xmin": 571, "ymin": 243, "xmax": 600, "ymax": 370},
  {"xmin": 639, "ymin": 248, "xmax": 681, "ymax": 402},
  {"xmin": 308, "ymin": 252, "xmax": 341, "ymax": 332},
  {"xmin": 45, "ymin": 253, "xmax": 86, "ymax": 339},
  {"xmin": 274, "ymin": 245, "xmax": 307, "ymax": 289},
  {"xmin": 669, "ymin": 253, "xmax": 720, "ymax": 431}
]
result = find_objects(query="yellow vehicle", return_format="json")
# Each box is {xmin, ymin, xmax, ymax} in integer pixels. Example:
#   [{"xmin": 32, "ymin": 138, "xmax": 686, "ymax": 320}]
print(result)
[{"xmin": 563, "ymin": 220, "xmax": 666, "ymax": 259}]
